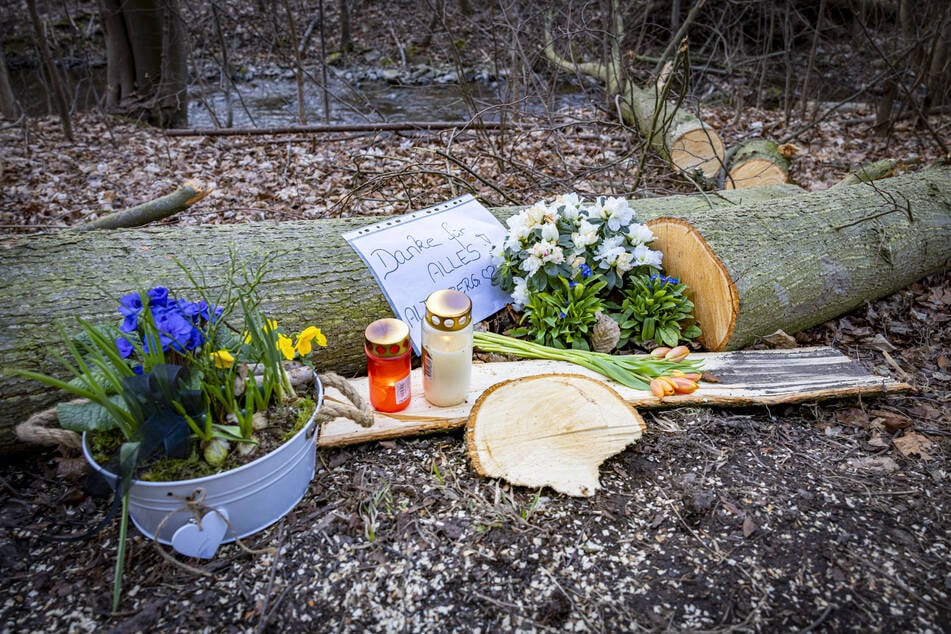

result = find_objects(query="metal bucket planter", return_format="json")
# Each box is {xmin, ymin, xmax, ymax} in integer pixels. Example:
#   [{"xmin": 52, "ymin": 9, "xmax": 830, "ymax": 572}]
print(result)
[{"xmin": 82, "ymin": 376, "xmax": 324, "ymax": 556}]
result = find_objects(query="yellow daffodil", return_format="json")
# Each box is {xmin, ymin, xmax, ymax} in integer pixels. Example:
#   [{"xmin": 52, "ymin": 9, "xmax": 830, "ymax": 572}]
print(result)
[
  {"xmin": 265, "ymin": 318, "xmax": 279, "ymax": 332},
  {"xmin": 277, "ymin": 333, "xmax": 296, "ymax": 360},
  {"xmin": 211, "ymin": 350, "xmax": 235, "ymax": 369},
  {"xmin": 295, "ymin": 326, "xmax": 327, "ymax": 356}
]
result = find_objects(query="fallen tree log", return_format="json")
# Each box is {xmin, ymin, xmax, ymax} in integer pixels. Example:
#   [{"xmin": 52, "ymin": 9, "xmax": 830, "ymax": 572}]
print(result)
[
  {"xmin": 647, "ymin": 164, "xmax": 950, "ymax": 351},
  {"xmin": 0, "ymin": 185, "xmax": 800, "ymax": 453},
  {"xmin": 2, "ymin": 169, "xmax": 948, "ymax": 452}
]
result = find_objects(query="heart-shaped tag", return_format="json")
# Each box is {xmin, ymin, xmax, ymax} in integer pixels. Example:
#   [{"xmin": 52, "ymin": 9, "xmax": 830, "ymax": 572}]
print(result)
[{"xmin": 170, "ymin": 509, "xmax": 229, "ymax": 559}]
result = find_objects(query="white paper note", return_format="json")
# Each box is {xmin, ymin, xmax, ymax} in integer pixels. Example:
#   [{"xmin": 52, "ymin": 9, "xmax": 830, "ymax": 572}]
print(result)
[{"xmin": 343, "ymin": 195, "xmax": 511, "ymax": 353}]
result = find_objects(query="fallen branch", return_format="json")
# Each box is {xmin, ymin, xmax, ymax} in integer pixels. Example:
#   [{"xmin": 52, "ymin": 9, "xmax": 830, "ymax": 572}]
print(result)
[
  {"xmin": 164, "ymin": 121, "xmax": 518, "ymax": 137},
  {"xmin": 831, "ymin": 159, "xmax": 898, "ymax": 188},
  {"xmin": 78, "ymin": 180, "xmax": 213, "ymax": 231}
]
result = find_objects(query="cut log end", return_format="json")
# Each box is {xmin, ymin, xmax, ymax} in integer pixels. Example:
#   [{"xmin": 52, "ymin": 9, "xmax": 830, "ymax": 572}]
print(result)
[
  {"xmin": 465, "ymin": 374, "xmax": 645, "ymax": 497},
  {"xmin": 669, "ymin": 127, "xmax": 726, "ymax": 179},
  {"xmin": 725, "ymin": 139, "xmax": 792, "ymax": 190},
  {"xmin": 725, "ymin": 158, "xmax": 789, "ymax": 189},
  {"xmin": 645, "ymin": 218, "xmax": 738, "ymax": 351}
]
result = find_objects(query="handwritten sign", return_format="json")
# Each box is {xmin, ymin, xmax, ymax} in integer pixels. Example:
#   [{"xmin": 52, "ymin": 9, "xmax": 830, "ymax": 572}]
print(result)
[{"xmin": 343, "ymin": 195, "xmax": 511, "ymax": 353}]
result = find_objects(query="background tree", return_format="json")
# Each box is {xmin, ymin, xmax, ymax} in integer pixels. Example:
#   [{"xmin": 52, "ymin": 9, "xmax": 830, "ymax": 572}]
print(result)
[{"xmin": 100, "ymin": 0, "xmax": 188, "ymax": 128}]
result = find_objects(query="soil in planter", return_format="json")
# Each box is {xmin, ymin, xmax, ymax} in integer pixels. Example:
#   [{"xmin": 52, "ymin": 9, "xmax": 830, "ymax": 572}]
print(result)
[{"xmin": 87, "ymin": 397, "xmax": 317, "ymax": 482}]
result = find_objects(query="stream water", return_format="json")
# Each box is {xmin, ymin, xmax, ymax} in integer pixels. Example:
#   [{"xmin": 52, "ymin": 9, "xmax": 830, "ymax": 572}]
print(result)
[{"xmin": 12, "ymin": 66, "xmax": 589, "ymax": 128}]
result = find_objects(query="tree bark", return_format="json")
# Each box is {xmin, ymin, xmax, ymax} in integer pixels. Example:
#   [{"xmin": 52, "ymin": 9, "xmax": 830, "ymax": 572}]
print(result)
[{"xmin": 647, "ymin": 165, "xmax": 951, "ymax": 351}]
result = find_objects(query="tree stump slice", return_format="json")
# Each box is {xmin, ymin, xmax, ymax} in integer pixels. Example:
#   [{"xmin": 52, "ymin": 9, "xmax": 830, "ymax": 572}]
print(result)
[{"xmin": 464, "ymin": 374, "xmax": 645, "ymax": 497}]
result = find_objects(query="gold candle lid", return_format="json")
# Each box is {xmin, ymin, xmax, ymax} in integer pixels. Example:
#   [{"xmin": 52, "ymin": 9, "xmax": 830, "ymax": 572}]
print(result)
[
  {"xmin": 365, "ymin": 318, "xmax": 411, "ymax": 357},
  {"xmin": 425, "ymin": 290, "xmax": 472, "ymax": 331}
]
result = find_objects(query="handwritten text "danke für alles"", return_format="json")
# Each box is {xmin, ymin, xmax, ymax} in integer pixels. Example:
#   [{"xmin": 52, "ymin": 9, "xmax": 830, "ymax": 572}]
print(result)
[{"xmin": 369, "ymin": 221, "xmax": 495, "ymax": 284}]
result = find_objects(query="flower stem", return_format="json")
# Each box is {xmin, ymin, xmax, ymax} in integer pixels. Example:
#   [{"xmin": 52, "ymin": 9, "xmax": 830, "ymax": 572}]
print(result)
[
  {"xmin": 111, "ymin": 489, "xmax": 131, "ymax": 614},
  {"xmin": 473, "ymin": 331, "xmax": 702, "ymax": 390}
]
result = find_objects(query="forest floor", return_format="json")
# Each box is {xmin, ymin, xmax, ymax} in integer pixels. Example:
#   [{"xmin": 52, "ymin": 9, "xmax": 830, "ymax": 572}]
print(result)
[{"xmin": 2, "ymin": 1, "xmax": 951, "ymax": 631}]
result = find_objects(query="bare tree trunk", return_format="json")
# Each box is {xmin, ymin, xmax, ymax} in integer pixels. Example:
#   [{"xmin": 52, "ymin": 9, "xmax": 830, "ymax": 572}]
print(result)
[
  {"xmin": 26, "ymin": 0, "xmax": 72, "ymax": 140},
  {"xmin": 800, "ymin": 0, "xmax": 827, "ymax": 115},
  {"xmin": 282, "ymin": 0, "xmax": 307, "ymax": 125},
  {"xmin": 99, "ymin": 0, "xmax": 188, "ymax": 128},
  {"xmin": 338, "ymin": 0, "xmax": 353, "ymax": 53},
  {"xmin": 926, "ymin": 13, "xmax": 951, "ymax": 108},
  {"xmin": 874, "ymin": 76, "xmax": 899, "ymax": 137},
  {"xmin": 157, "ymin": 0, "xmax": 188, "ymax": 128},
  {"xmin": 212, "ymin": 3, "xmax": 233, "ymax": 128},
  {"xmin": 0, "ymin": 47, "xmax": 17, "ymax": 120}
]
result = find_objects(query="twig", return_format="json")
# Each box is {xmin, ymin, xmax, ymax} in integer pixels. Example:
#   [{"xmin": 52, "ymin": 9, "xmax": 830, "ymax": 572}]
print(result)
[
  {"xmin": 799, "ymin": 604, "xmax": 833, "ymax": 633},
  {"xmin": 255, "ymin": 522, "xmax": 287, "ymax": 634},
  {"xmin": 651, "ymin": 0, "xmax": 708, "ymax": 78}
]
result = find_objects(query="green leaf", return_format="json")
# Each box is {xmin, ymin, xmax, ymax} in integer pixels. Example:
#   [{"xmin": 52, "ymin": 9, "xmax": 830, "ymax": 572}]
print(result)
[{"xmin": 57, "ymin": 396, "xmax": 128, "ymax": 433}]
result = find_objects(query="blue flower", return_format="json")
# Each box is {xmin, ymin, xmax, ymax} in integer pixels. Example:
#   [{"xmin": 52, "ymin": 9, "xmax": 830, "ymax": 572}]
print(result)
[
  {"xmin": 580, "ymin": 263, "xmax": 593, "ymax": 279},
  {"xmin": 649, "ymin": 274, "xmax": 679, "ymax": 287},
  {"xmin": 148, "ymin": 287, "xmax": 170, "ymax": 307},
  {"xmin": 116, "ymin": 336, "xmax": 134, "ymax": 358},
  {"xmin": 118, "ymin": 292, "xmax": 142, "ymax": 316},
  {"xmin": 118, "ymin": 293, "xmax": 143, "ymax": 332},
  {"xmin": 154, "ymin": 306, "xmax": 204, "ymax": 352}
]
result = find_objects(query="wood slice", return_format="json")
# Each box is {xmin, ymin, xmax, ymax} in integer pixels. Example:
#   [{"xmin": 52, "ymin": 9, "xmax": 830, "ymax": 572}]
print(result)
[{"xmin": 465, "ymin": 374, "xmax": 645, "ymax": 497}]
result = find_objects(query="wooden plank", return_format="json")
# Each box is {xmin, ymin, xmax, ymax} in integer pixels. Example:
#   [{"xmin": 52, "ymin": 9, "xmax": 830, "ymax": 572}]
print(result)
[{"xmin": 316, "ymin": 346, "xmax": 912, "ymax": 448}]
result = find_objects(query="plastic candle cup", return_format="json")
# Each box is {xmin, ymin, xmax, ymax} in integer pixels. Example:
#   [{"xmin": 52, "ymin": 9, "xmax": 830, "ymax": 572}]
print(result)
[
  {"xmin": 364, "ymin": 318, "xmax": 412, "ymax": 413},
  {"xmin": 421, "ymin": 290, "xmax": 473, "ymax": 407}
]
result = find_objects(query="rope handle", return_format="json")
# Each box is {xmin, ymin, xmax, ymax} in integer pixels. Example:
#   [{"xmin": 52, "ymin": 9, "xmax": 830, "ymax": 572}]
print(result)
[
  {"xmin": 15, "ymin": 401, "xmax": 83, "ymax": 451},
  {"xmin": 14, "ymin": 372, "xmax": 376, "ymax": 452},
  {"xmin": 313, "ymin": 372, "xmax": 376, "ymax": 428}
]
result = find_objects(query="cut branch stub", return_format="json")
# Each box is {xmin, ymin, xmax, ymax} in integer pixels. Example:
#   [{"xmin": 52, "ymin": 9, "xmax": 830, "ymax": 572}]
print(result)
[{"xmin": 465, "ymin": 374, "xmax": 646, "ymax": 497}]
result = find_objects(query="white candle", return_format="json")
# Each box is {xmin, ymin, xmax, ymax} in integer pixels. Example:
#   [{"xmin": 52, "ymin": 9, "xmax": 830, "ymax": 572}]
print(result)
[
  {"xmin": 421, "ymin": 290, "xmax": 473, "ymax": 407},
  {"xmin": 422, "ymin": 337, "xmax": 472, "ymax": 406}
]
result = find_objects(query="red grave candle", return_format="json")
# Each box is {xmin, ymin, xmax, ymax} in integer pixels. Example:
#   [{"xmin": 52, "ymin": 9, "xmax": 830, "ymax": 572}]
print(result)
[{"xmin": 364, "ymin": 318, "xmax": 412, "ymax": 412}]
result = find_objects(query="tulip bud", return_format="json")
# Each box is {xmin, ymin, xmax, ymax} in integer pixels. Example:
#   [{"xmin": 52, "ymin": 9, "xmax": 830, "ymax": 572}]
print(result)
[
  {"xmin": 651, "ymin": 347, "xmax": 671, "ymax": 359},
  {"xmin": 664, "ymin": 345, "xmax": 690, "ymax": 362},
  {"xmin": 668, "ymin": 376, "xmax": 699, "ymax": 394}
]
